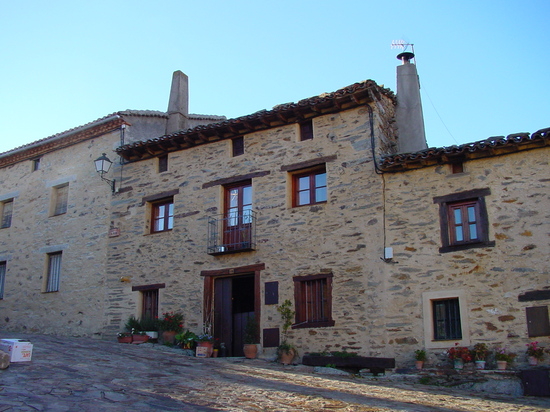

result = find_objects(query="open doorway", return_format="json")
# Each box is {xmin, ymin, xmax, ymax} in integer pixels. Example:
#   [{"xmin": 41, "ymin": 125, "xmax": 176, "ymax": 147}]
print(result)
[{"xmin": 213, "ymin": 274, "xmax": 255, "ymax": 356}]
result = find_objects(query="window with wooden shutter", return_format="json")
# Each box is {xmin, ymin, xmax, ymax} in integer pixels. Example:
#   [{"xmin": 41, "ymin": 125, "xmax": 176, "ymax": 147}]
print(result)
[
  {"xmin": 293, "ymin": 273, "xmax": 334, "ymax": 328},
  {"xmin": 1, "ymin": 199, "xmax": 13, "ymax": 228},
  {"xmin": 526, "ymin": 306, "xmax": 550, "ymax": 337},
  {"xmin": 53, "ymin": 184, "xmax": 69, "ymax": 216}
]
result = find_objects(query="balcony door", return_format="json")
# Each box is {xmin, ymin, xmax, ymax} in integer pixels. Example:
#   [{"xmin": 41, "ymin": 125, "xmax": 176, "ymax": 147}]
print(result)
[{"xmin": 224, "ymin": 181, "xmax": 252, "ymax": 250}]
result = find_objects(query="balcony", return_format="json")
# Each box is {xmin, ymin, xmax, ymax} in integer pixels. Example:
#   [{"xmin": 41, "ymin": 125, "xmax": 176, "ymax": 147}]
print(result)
[{"xmin": 207, "ymin": 211, "xmax": 257, "ymax": 255}]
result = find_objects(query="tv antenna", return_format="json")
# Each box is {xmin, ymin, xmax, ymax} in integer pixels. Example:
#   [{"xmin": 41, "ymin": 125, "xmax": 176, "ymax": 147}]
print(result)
[{"xmin": 391, "ymin": 40, "xmax": 416, "ymax": 63}]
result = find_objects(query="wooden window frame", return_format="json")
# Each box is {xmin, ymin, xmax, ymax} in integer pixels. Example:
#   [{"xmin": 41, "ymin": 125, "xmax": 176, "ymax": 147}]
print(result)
[
  {"xmin": 45, "ymin": 252, "xmax": 62, "ymax": 293},
  {"xmin": 292, "ymin": 165, "xmax": 327, "ymax": 207},
  {"xmin": 232, "ymin": 136, "xmax": 244, "ymax": 157},
  {"xmin": 293, "ymin": 273, "xmax": 335, "ymax": 329},
  {"xmin": 151, "ymin": 198, "xmax": 174, "ymax": 233},
  {"xmin": 158, "ymin": 155, "xmax": 168, "ymax": 173},
  {"xmin": 52, "ymin": 184, "xmax": 69, "ymax": 216},
  {"xmin": 299, "ymin": 120, "xmax": 313, "ymax": 141},
  {"xmin": 434, "ymin": 188, "xmax": 495, "ymax": 253},
  {"xmin": 1, "ymin": 199, "xmax": 13, "ymax": 229},
  {"xmin": 432, "ymin": 298, "xmax": 462, "ymax": 341}
]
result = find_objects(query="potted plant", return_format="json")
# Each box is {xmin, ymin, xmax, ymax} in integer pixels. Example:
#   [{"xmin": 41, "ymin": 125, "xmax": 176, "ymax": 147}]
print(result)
[
  {"xmin": 131, "ymin": 330, "xmax": 150, "ymax": 344},
  {"xmin": 175, "ymin": 330, "xmax": 198, "ymax": 349},
  {"xmin": 494, "ymin": 347, "xmax": 516, "ymax": 370},
  {"xmin": 195, "ymin": 333, "xmax": 214, "ymax": 357},
  {"xmin": 447, "ymin": 343, "xmax": 472, "ymax": 369},
  {"xmin": 526, "ymin": 341, "xmax": 545, "ymax": 365},
  {"xmin": 243, "ymin": 315, "xmax": 259, "ymax": 359},
  {"xmin": 277, "ymin": 299, "xmax": 297, "ymax": 365},
  {"xmin": 414, "ymin": 349, "xmax": 426, "ymax": 369},
  {"xmin": 472, "ymin": 343, "xmax": 490, "ymax": 369},
  {"xmin": 159, "ymin": 312, "xmax": 184, "ymax": 344},
  {"xmin": 140, "ymin": 317, "xmax": 160, "ymax": 340},
  {"xmin": 117, "ymin": 332, "xmax": 132, "ymax": 344}
]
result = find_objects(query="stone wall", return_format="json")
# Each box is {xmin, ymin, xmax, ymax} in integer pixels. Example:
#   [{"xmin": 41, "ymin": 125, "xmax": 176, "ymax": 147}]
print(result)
[
  {"xmin": 383, "ymin": 147, "xmax": 550, "ymax": 365},
  {"xmin": 0, "ymin": 131, "xmax": 119, "ymax": 337},
  {"xmin": 104, "ymin": 101, "xmax": 399, "ymax": 358}
]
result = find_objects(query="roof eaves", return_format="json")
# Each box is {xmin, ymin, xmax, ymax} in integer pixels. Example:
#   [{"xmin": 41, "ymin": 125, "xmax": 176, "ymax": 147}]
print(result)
[{"xmin": 380, "ymin": 128, "xmax": 550, "ymax": 172}]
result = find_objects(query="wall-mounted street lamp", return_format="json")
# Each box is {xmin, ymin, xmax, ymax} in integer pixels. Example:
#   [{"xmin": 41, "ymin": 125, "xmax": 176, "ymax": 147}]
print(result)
[{"xmin": 94, "ymin": 153, "xmax": 116, "ymax": 193}]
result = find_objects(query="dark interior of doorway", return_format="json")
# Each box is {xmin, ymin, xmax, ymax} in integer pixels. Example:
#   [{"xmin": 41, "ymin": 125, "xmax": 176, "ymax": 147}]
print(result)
[{"xmin": 214, "ymin": 274, "xmax": 255, "ymax": 357}]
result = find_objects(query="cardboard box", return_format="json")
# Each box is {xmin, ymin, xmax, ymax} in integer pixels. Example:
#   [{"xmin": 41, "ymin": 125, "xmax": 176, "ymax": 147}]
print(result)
[{"xmin": 0, "ymin": 339, "xmax": 33, "ymax": 362}]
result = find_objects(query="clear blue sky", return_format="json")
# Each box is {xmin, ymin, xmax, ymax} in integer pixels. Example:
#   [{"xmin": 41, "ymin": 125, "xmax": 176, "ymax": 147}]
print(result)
[{"xmin": 0, "ymin": 0, "xmax": 548, "ymax": 154}]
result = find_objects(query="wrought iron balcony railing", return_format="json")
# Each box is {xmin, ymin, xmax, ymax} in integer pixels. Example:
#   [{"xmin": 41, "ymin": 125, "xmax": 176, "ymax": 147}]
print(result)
[{"xmin": 207, "ymin": 210, "xmax": 256, "ymax": 255}]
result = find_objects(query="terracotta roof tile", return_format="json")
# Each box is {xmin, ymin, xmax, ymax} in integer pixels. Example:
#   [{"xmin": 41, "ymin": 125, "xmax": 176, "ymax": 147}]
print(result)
[{"xmin": 380, "ymin": 128, "xmax": 550, "ymax": 172}]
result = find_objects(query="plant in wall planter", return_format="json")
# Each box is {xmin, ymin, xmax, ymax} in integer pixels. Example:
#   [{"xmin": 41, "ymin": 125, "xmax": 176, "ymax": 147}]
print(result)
[
  {"xmin": 414, "ymin": 349, "xmax": 426, "ymax": 369},
  {"xmin": 243, "ymin": 315, "xmax": 259, "ymax": 359},
  {"xmin": 159, "ymin": 312, "xmax": 184, "ymax": 345},
  {"xmin": 525, "ymin": 341, "xmax": 545, "ymax": 366},
  {"xmin": 495, "ymin": 347, "xmax": 516, "ymax": 370},
  {"xmin": 472, "ymin": 343, "xmax": 490, "ymax": 369},
  {"xmin": 277, "ymin": 299, "xmax": 297, "ymax": 365}
]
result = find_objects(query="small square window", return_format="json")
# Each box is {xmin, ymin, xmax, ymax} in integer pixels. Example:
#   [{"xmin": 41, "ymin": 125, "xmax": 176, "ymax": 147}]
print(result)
[
  {"xmin": 45, "ymin": 252, "xmax": 62, "ymax": 293},
  {"xmin": 451, "ymin": 162, "xmax": 464, "ymax": 174},
  {"xmin": 293, "ymin": 273, "xmax": 335, "ymax": 328},
  {"xmin": 151, "ymin": 198, "xmax": 174, "ymax": 233},
  {"xmin": 433, "ymin": 298, "xmax": 462, "ymax": 340},
  {"xmin": 1, "ymin": 199, "xmax": 13, "ymax": 228},
  {"xmin": 292, "ymin": 166, "xmax": 327, "ymax": 207},
  {"xmin": 232, "ymin": 137, "xmax": 244, "ymax": 157},
  {"xmin": 0, "ymin": 261, "xmax": 6, "ymax": 299},
  {"xmin": 299, "ymin": 120, "xmax": 313, "ymax": 141},
  {"xmin": 526, "ymin": 306, "xmax": 550, "ymax": 337},
  {"xmin": 52, "ymin": 184, "xmax": 69, "ymax": 216},
  {"xmin": 158, "ymin": 155, "xmax": 168, "ymax": 173},
  {"xmin": 433, "ymin": 189, "xmax": 495, "ymax": 253}
]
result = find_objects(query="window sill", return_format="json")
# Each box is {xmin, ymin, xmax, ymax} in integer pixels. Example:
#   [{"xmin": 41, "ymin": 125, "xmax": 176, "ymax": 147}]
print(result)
[
  {"xmin": 292, "ymin": 320, "xmax": 335, "ymax": 329},
  {"xmin": 439, "ymin": 240, "xmax": 495, "ymax": 254}
]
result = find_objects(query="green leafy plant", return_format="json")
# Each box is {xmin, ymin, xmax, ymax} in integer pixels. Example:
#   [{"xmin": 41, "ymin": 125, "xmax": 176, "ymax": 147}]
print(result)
[
  {"xmin": 139, "ymin": 317, "xmax": 160, "ymax": 331},
  {"xmin": 125, "ymin": 316, "xmax": 142, "ymax": 332},
  {"xmin": 414, "ymin": 349, "xmax": 427, "ymax": 361},
  {"xmin": 175, "ymin": 330, "xmax": 198, "ymax": 348},
  {"xmin": 472, "ymin": 343, "xmax": 490, "ymax": 361},
  {"xmin": 244, "ymin": 316, "xmax": 259, "ymax": 344},
  {"xmin": 495, "ymin": 347, "xmax": 516, "ymax": 363},
  {"xmin": 276, "ymin": 300, "xmax": 296, "ymax": 356}
]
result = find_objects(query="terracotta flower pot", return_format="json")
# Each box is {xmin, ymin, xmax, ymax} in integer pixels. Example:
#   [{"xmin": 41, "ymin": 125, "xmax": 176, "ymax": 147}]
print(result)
[
  {"xmin": 162, "ymin": 331, "xmax": 177, "ymax": 345},
  {"xmin": 415, "ymin": 360, "xmax": 424, "ymax": 370},
  {"xmin": 117, "ymin": 336, "xmax": 132, "ymax": 344},
  {"xmin": 279, "ymin": 349, "xmax": 295, "ymax": 365},
  {"xmin": 243, "ymin": 344, "xmax": 258, "ymax": 359},
  {"xmin": 496, "ymin": 360, "xmax": 507, "ymax": 370}
]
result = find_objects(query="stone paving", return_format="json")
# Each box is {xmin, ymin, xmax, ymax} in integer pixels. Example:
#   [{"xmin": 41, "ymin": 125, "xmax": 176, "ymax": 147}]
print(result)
[{"xmin": 1, "ymin": 333, "xmax": 549, "ymax": 411}]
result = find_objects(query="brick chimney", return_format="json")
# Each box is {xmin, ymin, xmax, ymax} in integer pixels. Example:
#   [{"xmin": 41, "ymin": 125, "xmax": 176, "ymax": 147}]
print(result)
[
  {"xmin": 166, "ymin": 71, "xmax": 189, "ymax": 135},
  {"xmin": 395, "ymin": 52, "xmax": 427, "ymax": 153}
]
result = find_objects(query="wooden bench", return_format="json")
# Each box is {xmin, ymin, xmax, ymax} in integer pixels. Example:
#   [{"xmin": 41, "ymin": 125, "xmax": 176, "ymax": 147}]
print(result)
[{"xmin": 302, "ymin": 355, "xmax": 395, "ymax": 375}]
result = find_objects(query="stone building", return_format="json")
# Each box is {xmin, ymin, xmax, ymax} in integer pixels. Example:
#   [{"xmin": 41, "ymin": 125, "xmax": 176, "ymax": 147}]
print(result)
[{"xmin": 0, "ymin": 58, "xmax": 548, "ymax": 366}]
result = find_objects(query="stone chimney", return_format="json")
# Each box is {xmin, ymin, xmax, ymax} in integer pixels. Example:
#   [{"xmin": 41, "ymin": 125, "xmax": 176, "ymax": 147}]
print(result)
[
  {"xmin": 395, "ymin": 52, "xmax": 427, "ymax": 153},
  {"xmin": 166, "ymin": 71, "xmax": 189, "ymax": 135}
]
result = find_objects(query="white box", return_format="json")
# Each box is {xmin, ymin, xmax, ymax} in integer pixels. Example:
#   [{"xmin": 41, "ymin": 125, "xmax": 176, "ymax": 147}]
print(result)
[{"xmin": 0, "ymin": 339, "xmax": 33, "ymax": 362}]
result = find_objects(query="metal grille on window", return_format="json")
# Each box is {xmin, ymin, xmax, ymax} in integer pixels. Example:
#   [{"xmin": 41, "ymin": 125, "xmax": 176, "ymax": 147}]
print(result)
[
  {"xmin": 1, "ymin": 200, "xmax": 13, "ymax": 228},
  {"xmin": 46, "ymin": 252, "xmax": 62, "ymax": 292},
  {"xmin": 433, "ymin": 298, "xmax": 462, "ymax": 340}
]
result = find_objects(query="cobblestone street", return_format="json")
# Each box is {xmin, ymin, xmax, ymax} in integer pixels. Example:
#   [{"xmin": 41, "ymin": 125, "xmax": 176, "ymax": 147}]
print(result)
[{"xmin": 1, "ymin": 334, "xmax": 549, "ymax": 411}]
